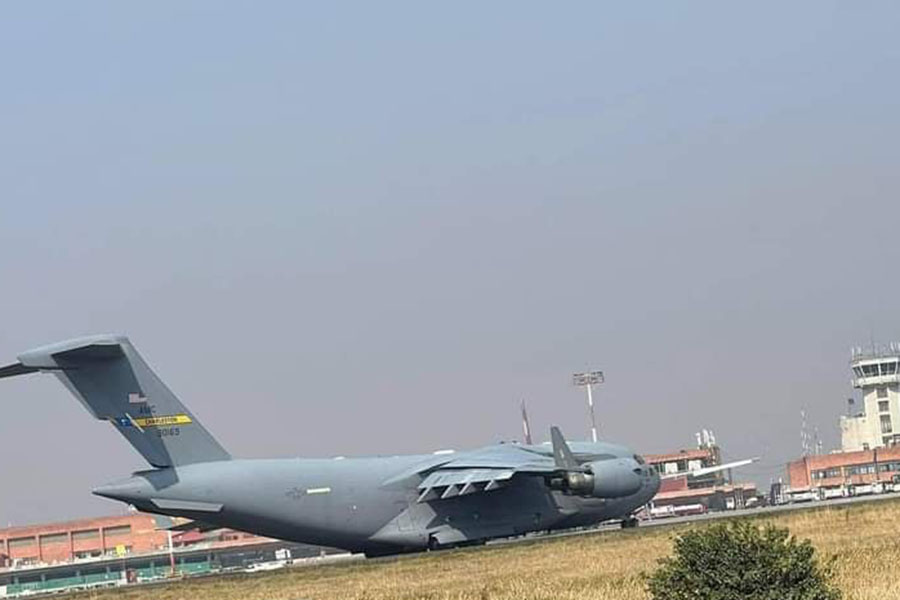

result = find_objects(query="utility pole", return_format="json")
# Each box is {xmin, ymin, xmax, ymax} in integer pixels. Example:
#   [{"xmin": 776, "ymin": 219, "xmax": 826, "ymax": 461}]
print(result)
[{"xmin": 801, "ymin": 408, "xmax": 810, "ymax": 457}]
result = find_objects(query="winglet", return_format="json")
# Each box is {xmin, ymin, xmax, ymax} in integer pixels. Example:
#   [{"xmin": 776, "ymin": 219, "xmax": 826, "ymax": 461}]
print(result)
[{"xmin": 550, "ymin": 426, "xmax": 579, "ymax": 470}]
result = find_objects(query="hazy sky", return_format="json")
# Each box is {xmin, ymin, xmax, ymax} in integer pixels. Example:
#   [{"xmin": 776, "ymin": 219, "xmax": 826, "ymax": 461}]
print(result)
[{"xmin": 2, "ymin": 2, "xmax": 900, "ymax": 525}]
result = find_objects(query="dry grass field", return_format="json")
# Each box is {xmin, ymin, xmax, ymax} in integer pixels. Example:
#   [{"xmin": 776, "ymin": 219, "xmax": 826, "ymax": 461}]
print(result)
[{"xmin": 71, "ymin": 498, "xmax": 900, "ymax": 600}]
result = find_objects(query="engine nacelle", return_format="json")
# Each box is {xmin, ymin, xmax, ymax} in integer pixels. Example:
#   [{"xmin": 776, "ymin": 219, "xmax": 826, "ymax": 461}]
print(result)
[{"xmin": 552, "ymin": 458, "xmax": 644, "ymax": 498}]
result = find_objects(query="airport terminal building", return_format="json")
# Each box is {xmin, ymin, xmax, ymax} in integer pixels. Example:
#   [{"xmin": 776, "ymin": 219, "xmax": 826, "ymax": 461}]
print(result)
[
  {"xmin": 0, "ymin": 514, "xmax": 170, "ymax": 567},
  {"xmin": 0, "ymin": 513, "xmax": 331, "ymax": 597},
  {"xmin": 786, "ymin": 445, "xmax": 900, "ymax": 497},
  {"xmin": 783, "ymin": 344, "xmax": 900, "ymax": 501}
]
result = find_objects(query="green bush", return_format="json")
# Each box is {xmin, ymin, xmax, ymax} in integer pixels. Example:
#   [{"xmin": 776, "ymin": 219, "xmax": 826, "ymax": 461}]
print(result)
[{"xmin": 647, "ymin": 520, "xmax": 841, "ymax": 600}]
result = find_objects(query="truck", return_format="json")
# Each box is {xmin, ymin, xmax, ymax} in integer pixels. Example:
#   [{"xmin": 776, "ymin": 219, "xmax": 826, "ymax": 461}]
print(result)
[{"xmin": 788, "ymin": 489, "xmax": 818, "ymax": 503}]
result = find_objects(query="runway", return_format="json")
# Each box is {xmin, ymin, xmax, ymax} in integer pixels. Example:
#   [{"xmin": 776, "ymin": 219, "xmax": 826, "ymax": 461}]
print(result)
[{"xmin": 487, "ymin": 491, "xmax": 900, "ymax": 549}]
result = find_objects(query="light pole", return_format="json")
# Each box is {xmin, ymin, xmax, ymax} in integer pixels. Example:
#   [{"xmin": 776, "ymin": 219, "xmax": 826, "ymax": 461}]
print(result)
[{"xmin": 573, "ymin": 370, "xmax": 604, "ymax": 443}]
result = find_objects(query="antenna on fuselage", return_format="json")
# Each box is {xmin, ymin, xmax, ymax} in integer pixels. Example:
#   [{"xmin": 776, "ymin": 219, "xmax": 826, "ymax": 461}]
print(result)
[{"xmin": 521, "ymin": 400, "xmax": 533, "ymax": 445}]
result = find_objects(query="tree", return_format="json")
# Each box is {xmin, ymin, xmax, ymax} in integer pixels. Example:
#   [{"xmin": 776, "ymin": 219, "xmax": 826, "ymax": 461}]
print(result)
[{"xmin": 647, "ymin": 520, "xmax": 841, "ymax": 600}]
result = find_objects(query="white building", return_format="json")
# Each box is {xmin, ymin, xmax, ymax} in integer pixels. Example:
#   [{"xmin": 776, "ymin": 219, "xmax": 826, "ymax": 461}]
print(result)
[{"xmin": 841, "ymin": 345, "xmax": 900, "ymax": 451}]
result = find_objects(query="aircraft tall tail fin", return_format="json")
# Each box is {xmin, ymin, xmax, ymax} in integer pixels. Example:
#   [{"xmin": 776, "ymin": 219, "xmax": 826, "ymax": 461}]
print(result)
[
  {"xmin": 520, "ymin": 400, "xmax": 533, "ymax": 445},
  {"xmin": 0, "ymin": 335, "xmax": 230, "ymax": 468}
]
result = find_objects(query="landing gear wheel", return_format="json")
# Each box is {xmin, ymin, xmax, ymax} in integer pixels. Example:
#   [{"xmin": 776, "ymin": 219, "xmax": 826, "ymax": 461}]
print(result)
[
  {"xmin": 621, "ymin": 517, "xmax": 639, "ymax": 529},
  {"xmin": 427, "ymin": 536, "xmax": 440, "ymax": 551}
]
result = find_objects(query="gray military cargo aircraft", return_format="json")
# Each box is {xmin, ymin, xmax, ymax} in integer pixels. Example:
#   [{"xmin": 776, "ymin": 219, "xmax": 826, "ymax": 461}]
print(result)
[{"xmin": 1, "ymin": 335, "xmax": 662, "ymax": 556}]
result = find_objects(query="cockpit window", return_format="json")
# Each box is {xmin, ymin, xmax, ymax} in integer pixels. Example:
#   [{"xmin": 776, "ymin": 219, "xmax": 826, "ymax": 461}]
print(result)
[{"xmin": 634, "ymin": 454, "xmax": 645, "ymax": 465}]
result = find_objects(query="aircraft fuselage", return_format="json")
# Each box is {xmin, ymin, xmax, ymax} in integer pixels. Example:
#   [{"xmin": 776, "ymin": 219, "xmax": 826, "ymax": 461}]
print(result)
[{"xmin": 95, "ymin": 446, "xmax": 660, "ymax": 555}]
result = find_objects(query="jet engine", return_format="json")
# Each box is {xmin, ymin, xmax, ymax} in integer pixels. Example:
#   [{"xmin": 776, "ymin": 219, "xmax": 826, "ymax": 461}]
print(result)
[{"xmin": 549, "ymin": 458, "xmax": 643, "ymax": 498}]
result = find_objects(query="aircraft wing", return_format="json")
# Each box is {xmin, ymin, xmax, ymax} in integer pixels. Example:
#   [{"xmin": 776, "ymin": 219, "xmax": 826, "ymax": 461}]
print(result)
[
  {"xmin": 658, "ymin": 457, "xmax": 759, "ymax": 480},
  {"xmin": 409, "ymin": 428, "xmax": 580, "ymax": 503},
  {"xmin": 433, "ymin": 452, "xmax": 559, "ymax": 473},
  {"xmin": 416, "ymin": 468, "xmax": 518, "ymax": 502}
]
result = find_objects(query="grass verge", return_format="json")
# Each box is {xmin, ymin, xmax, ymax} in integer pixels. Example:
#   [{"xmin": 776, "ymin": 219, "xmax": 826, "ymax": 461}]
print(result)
[{"xmin": 71, "ymin": 498, "xmax": 900, "ymax": 600}]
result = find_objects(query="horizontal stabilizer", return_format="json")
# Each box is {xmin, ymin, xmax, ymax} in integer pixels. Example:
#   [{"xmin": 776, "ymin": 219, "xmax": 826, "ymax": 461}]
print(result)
[
  {"xmin": 0, "ymin": 362, "xmax": 39, "ymax": 379},
  {"xmin": 165, "ymin": 519, "xmax": 223, "ymax": 533}
]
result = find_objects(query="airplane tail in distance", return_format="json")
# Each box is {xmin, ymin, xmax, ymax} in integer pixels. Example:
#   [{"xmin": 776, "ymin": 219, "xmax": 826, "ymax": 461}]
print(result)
[{"xmin": 0, "ymin": 335, "xmax": 230, "ymax": 468}]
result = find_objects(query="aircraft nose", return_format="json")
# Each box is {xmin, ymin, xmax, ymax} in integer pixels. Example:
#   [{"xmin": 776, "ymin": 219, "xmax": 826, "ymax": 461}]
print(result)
[
  {"xmin": 630, "ymin": 461, "xmax": 648, "ymax": 483},
  {"xmin": 629, "ymin": 459, "xmax": 660, "ymax": 492},
  {"xmin": 617, "ymin": 459, "xmax": 645, "ymax": 496}
]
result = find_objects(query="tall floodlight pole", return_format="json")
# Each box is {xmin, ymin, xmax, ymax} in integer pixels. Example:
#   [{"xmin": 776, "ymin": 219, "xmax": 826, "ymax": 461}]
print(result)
[{"xmin": 573, "ymin": 370, "xmax": 604, "ymax": 443}]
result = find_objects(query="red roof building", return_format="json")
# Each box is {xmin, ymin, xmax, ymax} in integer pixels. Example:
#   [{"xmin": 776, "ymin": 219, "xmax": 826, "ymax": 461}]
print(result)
[
  {"xmin": 0, "ymin": 514, "xmax": 170, "ymax": 567},
  {"xmin": 0, "ymin": 513, "xmax": 286, "ymax": 570},
  {"xmin": 645, "ymin": 446, "xmax": 758, "ymax": 511},
  {"xmin": 786, "ymin": 445, "xmax": 900, "ymax": 491}
]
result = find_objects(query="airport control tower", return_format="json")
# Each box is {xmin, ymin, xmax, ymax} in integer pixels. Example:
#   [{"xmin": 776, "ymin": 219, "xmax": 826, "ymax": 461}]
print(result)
[{"xmin": 841, "ymin": 344, "xmax": 900, "ymax": 451}]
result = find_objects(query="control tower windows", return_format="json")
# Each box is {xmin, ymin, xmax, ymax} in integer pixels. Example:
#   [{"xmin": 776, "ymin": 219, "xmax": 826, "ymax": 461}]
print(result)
[
  {"xmin": 883, "ymin": 362, "xmax": 898, "ymax": 375},
  {"xmin": 879, "ymin": 400, "xmax": 890, "ymax": 413},
  {"xmin": 854, "ymin": 367, "xmax": 864, "ymax": 377},
  {"xmin": 878, "ymin": 386, "xmax": 889, "ymax": 399},
  {"xmin": 863, "ymin": 364, "xmax": 879, "ymax": 377},
  {"xmin": 881, "ymin": 414, "xmax": 893, "ymax": 434}
]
